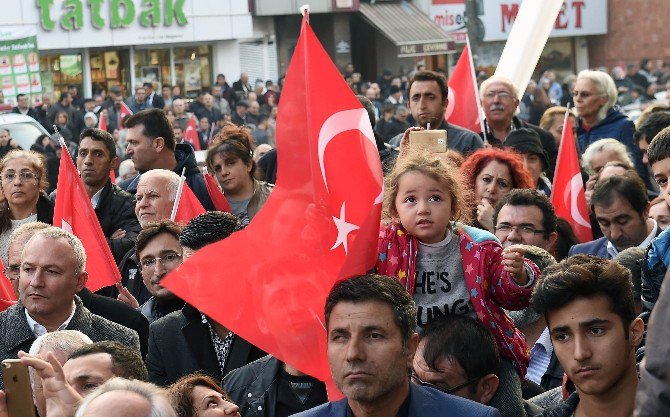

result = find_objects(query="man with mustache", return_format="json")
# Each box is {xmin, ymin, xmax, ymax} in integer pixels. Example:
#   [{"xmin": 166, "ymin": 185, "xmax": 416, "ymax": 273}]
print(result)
[
  {"xmin": 479, "ymin": 76, "xmax": 558, "ymax": 179},
  {"xmin": 531, "ymin": 255, "xmax": 643, "ymax": 417}
]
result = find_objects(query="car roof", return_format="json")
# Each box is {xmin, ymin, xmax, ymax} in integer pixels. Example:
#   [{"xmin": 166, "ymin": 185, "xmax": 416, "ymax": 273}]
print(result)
[{"xmin": 0, "ymin": 113, "xmax": 43, "ymax": 125}]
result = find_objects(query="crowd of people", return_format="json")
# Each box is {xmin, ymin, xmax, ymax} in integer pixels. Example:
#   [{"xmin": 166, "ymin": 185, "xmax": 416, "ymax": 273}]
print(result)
[{"xmin": 0, "ymin": 56, "xmax": 667, "ymax": 417}]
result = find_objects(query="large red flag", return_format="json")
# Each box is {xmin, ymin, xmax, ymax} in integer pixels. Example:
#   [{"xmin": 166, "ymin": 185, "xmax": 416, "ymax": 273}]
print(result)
[
  {"xmin": 203, "ymin": 173, "xmax": 231, "ymax": 213},
  {"xmin": 118, "ymin": 102, "xmax": 133, "ymax": 126},
  {"xmin": 0, "ymin": 259, "xmax": 17, "ymax": 311},
  {"xmin": 172, "ymin": 182, "xmax": 206, "ymax": 225},
  {"xmin": 552, "ymin": 115, "xmax": 592, "ymax": 242},
  {"xmin": 183, "ymin": 116, "xmax": 201, "ymax": 151},
  {"xmin": 53, "ymin": 140, "xmax": 121, "ymax": 291},
  {"xmin": 445, "ymin": 38, "xmax": 482, "ymax": 133},
  {"xmin": 162, "ymin": 13, "xmax": 383, "ymax": 396}
]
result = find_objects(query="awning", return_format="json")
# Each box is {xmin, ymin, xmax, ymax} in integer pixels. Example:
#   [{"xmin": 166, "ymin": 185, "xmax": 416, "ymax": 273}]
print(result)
[{"xmin": 358, "ymin": 2, "xmax": 456, "ymax": 58}]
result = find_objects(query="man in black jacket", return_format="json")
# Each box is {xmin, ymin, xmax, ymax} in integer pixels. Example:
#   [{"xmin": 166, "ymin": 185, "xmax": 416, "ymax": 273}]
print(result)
[
  {"xmin": 118, "ymin": 108, "xmax": 214, "ymax": 210},
  {"xmin": 76, "ymin": 128, "xmax": 141, "ymax": 263},
  {"xmin": 11, "ymin": 93, "xmax": 39, "ymax": 120},
  {"xmin": 146, "ymin": 212, "xmax": 265, "ymax": 386}
]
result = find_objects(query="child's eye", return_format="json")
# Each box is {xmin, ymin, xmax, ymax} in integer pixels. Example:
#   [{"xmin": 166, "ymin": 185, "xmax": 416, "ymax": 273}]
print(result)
[
  {"xmin": 404, "ymin": 196, "xmax": 416, "ymax": 203},
  {"xmin": 430, "ymin": 195, "xmax": 442, "ymax": 202}
]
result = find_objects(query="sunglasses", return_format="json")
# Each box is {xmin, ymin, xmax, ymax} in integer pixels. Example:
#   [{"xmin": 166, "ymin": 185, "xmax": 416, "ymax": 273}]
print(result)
[{"xmin": 410, "ymin": 372, "xmax": 481, "ymax": 394}]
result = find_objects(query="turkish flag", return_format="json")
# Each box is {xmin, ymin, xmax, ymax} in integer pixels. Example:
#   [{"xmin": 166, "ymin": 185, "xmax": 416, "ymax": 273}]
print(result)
[
  {"xmin": 161, "ymin": 14, "xmax": 383, "ymax": 396},
  {"xmin": 118, "ymin": 102, "xmax": 133, "ymax": 127},
  {"xmin": 203, "ymin": 173, "xmax": 231, "ymax": 213},
  {"xmin": 0, "ymin": 259, "xmax": 17, "ymax": 311},
  {"xmin": 183, "ymin": 116, "xmax": 201, "ymax": 151},
  {"xmin": 98, "ymin": 113, "xmax": 107, "ymax": 132},
  {"xmin": 173, "ymin": 181, "xmax": 206, "ymax": 225},
  {"xmin": 53, "ymin": 140, "xmax": 121, "ymax": 291},
  {"xmin": 552, "ymin": 116, "xmax": 592, "ymax": 242},
  {"xmin": 445, "ymin": 39, "xmax": 482, "ymax": 133}
]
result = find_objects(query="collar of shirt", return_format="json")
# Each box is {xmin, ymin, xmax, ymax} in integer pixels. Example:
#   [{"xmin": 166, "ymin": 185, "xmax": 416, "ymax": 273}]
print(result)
[
  {"xmin": 24, "ymin": 301, "xmax": 76, "ymax": 337},
  {"xmin": 90, "ymin": 186, "xmax": 104, "ymax": 209},
  {"xmin": 606, "ymin": 219, "xmax": 658, "ymax": 258},
  {"xmin": 533, "ymin": 326, "xmax": 553, "ymax": 356}
]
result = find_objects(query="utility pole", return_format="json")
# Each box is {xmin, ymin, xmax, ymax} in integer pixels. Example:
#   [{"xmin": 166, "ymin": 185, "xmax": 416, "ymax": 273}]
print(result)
[{"xmin": 465, "ymin": 0, "xmax": 479, "ymax": 63}]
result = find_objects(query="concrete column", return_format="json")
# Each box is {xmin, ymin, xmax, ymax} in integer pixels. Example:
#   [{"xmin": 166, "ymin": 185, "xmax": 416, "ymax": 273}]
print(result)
[{"xmin": 82, "ymin": 48, "xmax": 92, "ymax": 97}]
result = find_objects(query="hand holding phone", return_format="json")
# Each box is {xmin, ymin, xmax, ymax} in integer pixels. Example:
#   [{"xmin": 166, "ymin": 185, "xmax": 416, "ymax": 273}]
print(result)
[{"xmin": 1, "ymin": 359, "xmax": 36, "ymax": 417}]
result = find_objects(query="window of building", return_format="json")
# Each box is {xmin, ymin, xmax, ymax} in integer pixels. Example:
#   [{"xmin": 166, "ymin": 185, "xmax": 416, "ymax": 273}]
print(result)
[
  {"xmin": 40, "ymin": 53, "xmax": 83, "ymax": 102},
  {"xmin": 174, "ymin": 45, "xmax": 212, "ymax": 97},
  {"xmin": 134, "ymin": 48, "xmax": 171, "ymax": 90}
]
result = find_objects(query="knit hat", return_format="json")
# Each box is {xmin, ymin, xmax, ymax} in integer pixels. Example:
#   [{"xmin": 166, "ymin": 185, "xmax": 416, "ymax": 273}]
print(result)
[{"xmin": 504, "ymin": 128, "xmax": 549, "ymax": 169}]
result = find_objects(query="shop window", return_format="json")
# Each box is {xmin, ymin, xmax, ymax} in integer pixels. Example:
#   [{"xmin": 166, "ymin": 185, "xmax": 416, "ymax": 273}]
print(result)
[
  {"xmin": 174, "ymin": 45, "xmax": 212, "ymax": 98},
  {"xmin": 134, "ymin": 49, "xmax": 171, "ymax": 89},
  {"xmin": 90, "ymin": 49, "xmax": 131, "ymax": 97},
  {"xmin": 40, "ymin": 54, "xmax": 83, "ymax": 102}
]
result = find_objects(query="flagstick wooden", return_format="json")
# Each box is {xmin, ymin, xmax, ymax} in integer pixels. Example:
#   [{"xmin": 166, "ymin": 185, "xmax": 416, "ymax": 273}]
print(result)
[
  {"xmin": 466, "ymin": 34, "xmax": 488, "ymax": 145},
  {"xmin": 170, "ymin": 167, "xmax": 187, "ymax": 221}
]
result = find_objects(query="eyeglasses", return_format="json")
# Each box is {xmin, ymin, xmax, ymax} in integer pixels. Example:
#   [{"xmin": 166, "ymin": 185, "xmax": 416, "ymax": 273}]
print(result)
[
  {"xmin": 139, "ymin": 252, "xmax": 183, "ymax": 270},
  {"xmin": 2, "ymin": 265, "xmax": 19, "ymax": 280},
  {"xmin": 571, "ymin": 91, "xmax": 600, "ymax": 99},
  {"xmin": 483, "ymin": 90, "xmax": 512, "ymax": 100},
  {"xmin": 1, "ymin": 171, "xmax": 39, "ymax": 183},
  {"xmin": 494, "ymin": 224, "xmax": 545, "ymax": 237},
  {"xmin": 410, "ymin": 372, "xmax": 481, "ymax": 394}
]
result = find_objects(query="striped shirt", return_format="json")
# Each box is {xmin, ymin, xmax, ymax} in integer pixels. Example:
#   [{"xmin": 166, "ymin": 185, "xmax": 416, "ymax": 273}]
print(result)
[{"xmin": 526, "ymin": 327, "xmax": 553, "ymax": 385}]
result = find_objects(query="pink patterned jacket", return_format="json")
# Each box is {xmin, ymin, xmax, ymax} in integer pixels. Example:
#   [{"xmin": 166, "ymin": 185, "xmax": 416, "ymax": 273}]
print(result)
[{"xmin": 375, "ymin": 222, "xmax": 539, "ymax": 377}]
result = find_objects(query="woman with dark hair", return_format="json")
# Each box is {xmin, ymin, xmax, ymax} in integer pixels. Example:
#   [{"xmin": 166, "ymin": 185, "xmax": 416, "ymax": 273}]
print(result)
[
  {"xmin": 169, "ymin": 374, "xmax": 240, "ymax": 417},
  {"xmin": 206, "ymin": 123, "xmax": 273, "ymax": 226},
  {"xmin": 0, "ymin": 150, "xmax": 53, "ymax": 264},
  {"xmin": 461, "ymin": 148, "xmax": 534, "ymax": 232},
  {"xmin": 30, "ymin": 134, "xmax": 55, "ymax": 154}
]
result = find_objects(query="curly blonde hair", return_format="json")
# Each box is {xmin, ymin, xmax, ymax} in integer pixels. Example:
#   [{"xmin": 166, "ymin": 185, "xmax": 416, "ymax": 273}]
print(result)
[{"xmin": 383, "ymin": 151, "xmax": 472, "ymax": 225}]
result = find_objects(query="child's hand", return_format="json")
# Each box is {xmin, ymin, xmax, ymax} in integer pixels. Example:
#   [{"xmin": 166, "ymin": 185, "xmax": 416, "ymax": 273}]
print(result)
[
  {"xmin": 502, "ymin": 245, "xmax": 529, "ymax": 285},
  {"xmin": 398, "ymin": 126, "xmax": 423, "ymax": 160}
]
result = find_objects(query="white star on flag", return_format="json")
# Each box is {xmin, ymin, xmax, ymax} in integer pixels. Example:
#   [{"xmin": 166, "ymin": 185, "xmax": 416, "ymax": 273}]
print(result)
[{"xmin": 331, "ymin": 202, "xmax": 360, "ymax": 254}]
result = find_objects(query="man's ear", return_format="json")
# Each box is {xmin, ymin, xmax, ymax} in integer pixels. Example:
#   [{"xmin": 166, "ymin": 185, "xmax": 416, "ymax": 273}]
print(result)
[
  {"xmin": 629, "ymin": 317, "xmax": 645, "ymax": 348},
  {"xmin": 153, "ymin": 137, "xmax": 165, "ymax": 152},
  {"xmin": 110, "ymin": 157, "xmax": 119, "ymax": 171},
  {"xmin": 405, "ymin": 333, "xmax": 419, "ymax": 367},
  {"xmin": 75, "ymin": 271, "xmax": 88, "ymax": 293},
  {"xmin": 476, "ymin": 373, "xmax": 499, "ymax": 405}
]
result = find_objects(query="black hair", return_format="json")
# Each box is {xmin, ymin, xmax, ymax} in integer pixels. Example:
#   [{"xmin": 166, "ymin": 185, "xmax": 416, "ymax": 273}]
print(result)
[
  {"xmin": 79, "ymin": 128, "xmax": 116, "ymax": 159},
  {"xmin": 493, "ymin": 189, "xmax": 557, "ymax": 239},
  {"xmin": 635, "ymin": 111, "xmax": 670, "ymax": 144},
  {"xmin": 136, "ymin": 220, "xmax": 183, "ymax": 258},
  {"xmin": 325, "ymin": 274, "xmax": 416, "ymax": 346},
  {"xmin": 207, "ymin": 123, "xmax": 255, "ymax": 179},
  {"xmin": 613, "ymin": 247, "xmax": 644, "ymax": 301},
  {"xmin": 590, "ymin": 173, "xmax": 648, "ymax": 216},
  {"xmin": 179, "ymin": 211, "xmax": 242, "ymax": 250},
  {"xmin": 408, "ymin": 71, "xmax": 449, "ymax": 104},
  {"xmin": 421, "ymin": 316, "xmax": 499, "ymax": 393},
  {"xmin": 531, "ymin": 254, "xmax": 636, "ymax": 333},
  {"xmin": 124, "ymin": 108, "xmax": 176, "ymax": 152},
  {"xmin": 69, "ymin": 341, "xmax": 148, "ymax": 381},
  {"xmin": 647, "ymin": 125, "xmax": 670, "ymax": 165}
]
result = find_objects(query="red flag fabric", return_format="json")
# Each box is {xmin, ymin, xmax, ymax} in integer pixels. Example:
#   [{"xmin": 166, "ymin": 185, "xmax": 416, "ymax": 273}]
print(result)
[
  {"xmin": 445, "ymin": 39, "xmax": 482, "ymax": 133},
  {"xmin": 203, "ymin": 173, "xmax": 231, "ymax": 213},
  {"xmin": 551, "ymin": 116, "xmax": 593, "ymax": 242},
  {"xmin": 183, "ymin": 116, "xmax": 201, "ymax": 151},
  {"xmin": 162, "ymin": 14, "xmax": 383, "ymax": 394},
  {"xmin": 53, "ymin": 142, "xmax": 121, "ymax": 291},
  {"xmin": 173, "ymin": 182, "xmax": 206, "ymax": 225},
  {"xmin": 0, "ymin": 259, "xmax": 17, "ymax": 311},
  {"xmin": 98, "ymin": 112, "xmax": 107, "ymax": 132},
  {"xmin": 118, "ymin": 102, "xmax": 133, "ymax": 127}
]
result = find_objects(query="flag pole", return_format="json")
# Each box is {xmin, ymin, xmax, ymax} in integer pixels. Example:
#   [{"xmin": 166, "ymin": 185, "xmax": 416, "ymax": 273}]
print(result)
[
  {"xmin": 552, "ymin": 104, "xmax": 571, "ymax": 186},
  {"xmin": 170, "ymin": 167, "xmax": 187, "ymax": 221},
  {"xmin": 465, "ymin": 34, "xmax": 487, "ymax": 144},
  {"xmin": 52, "ymin": 124, "xmax": 67, "ymax": 150}
]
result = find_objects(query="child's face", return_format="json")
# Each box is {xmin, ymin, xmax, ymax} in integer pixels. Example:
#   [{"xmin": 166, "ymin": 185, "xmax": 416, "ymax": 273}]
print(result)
[
  {"xmin": 394, "ymin": 171, "xmax": 453, "ymax": 244},
  {"xmin": 652, "ymin": 157, "xmax": 670, "ymax": 206}
]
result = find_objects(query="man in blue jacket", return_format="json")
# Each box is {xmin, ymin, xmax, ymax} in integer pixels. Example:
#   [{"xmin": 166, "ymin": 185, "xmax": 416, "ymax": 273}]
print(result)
[{"xmin": 293, "ymin": 274, "xmax": 499, "ymax": 417}]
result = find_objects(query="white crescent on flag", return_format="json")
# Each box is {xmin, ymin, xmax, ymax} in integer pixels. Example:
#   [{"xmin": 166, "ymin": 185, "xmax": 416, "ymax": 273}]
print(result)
[
  {"xmin": 567, "ymin": 173, "xmax": 591, "ymax": 227},
  {"xmin": 317, "ymin": 108, "xmax": 383, "ymax": 204},
  {"xmin": 61, "ymin": 219, "xmax": 73, "ymax": 233}
]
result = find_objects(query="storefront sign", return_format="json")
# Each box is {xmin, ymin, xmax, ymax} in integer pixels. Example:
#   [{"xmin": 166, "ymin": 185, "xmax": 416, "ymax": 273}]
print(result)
[
  {"xmin": 0, "ymin": 28, "xmax": 42, "ymax": 105},
  {"xmin": 479, "ymin": 0, "xmax": 607, "ymax": 42},
  {"xmin": 398, "ymin": 41, "xmax": 456, "ymax": 58},
  {"xmin": 36, "ymin": 0, "xmax": 188, "ymax": 31},
  {"xmin": 430, "ymin": 0, "xmax": 467, "ymax": 43}
]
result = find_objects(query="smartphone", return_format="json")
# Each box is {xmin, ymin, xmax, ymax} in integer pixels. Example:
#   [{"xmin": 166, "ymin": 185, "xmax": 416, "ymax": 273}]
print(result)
[
  {"xmin": 1, "ymin": 359, "xmax": 37, "ymax": 417},
  {"xmin": 409, "ymin": 130, "xmax": 448, "ymax": 153}
]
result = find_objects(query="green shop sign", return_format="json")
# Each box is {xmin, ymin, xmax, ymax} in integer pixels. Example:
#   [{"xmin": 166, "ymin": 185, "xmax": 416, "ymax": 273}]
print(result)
[{"xmin": 36, "ymin": 0, "xmax": 188, "ymax": 31}]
